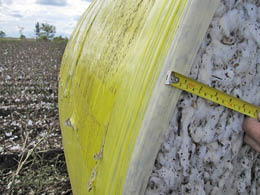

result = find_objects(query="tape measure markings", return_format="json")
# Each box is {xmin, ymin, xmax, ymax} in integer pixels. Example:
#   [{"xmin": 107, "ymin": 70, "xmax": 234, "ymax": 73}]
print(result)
[{"xmin": 165, "ymin": 71, "xmax": 260, "ymax": 119}]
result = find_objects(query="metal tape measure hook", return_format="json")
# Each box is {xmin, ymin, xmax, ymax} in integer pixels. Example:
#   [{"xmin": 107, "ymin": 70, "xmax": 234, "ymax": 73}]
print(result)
[{"xmin": 165, "ymin": 71, "xmax": 179, "ymax": 85}]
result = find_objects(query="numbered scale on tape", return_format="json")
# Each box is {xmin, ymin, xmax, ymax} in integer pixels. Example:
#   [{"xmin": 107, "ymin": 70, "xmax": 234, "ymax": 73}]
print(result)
[{"xmin": 165, "ymin": 71, "xmax": 260, "ymax": 119}]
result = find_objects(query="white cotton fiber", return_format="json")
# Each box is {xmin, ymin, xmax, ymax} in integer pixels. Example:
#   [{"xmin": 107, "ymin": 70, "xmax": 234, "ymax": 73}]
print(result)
[
  {"xmin": 146, "ymin": 0, "xmax": 260, "ymax": 194},
  {"xmin": 219, "ymin": 9, "xmax": 239, "ymax": 36}
]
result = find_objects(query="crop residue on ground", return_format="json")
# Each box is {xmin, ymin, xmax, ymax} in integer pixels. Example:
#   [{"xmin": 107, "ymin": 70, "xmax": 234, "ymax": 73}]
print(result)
[{"xmin": 0, "ymin": 39, "xmax": 71, "ymax": 194}]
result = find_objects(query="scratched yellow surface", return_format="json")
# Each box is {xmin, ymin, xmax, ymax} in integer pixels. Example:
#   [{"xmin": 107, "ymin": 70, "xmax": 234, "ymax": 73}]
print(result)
[{"xmin": 58, "ymin": 0, "xmax": 219, "ymax": 194}]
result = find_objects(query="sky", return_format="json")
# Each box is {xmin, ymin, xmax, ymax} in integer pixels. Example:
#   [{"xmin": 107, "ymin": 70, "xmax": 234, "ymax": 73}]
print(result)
[{"xmin": 0, "ymin": 0, "xmax": 93, "ymax": 38}]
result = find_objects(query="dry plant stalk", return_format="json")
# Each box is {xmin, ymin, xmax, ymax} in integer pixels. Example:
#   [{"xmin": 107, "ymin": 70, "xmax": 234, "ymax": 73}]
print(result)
[{"xmin": 8, "ymin": 134, "xmax": 46, "ymax": 192}]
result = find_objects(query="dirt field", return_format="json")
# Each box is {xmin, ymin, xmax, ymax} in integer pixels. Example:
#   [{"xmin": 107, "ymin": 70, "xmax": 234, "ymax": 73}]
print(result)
[{"xmin": 0, "ymin": 39, "xmax": 72, "ymax": 194}]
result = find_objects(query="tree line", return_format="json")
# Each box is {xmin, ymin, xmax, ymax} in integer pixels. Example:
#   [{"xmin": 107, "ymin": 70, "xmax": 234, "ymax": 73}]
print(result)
[{"xmin": 0, "ymin": 22, "xmax": 68, "ymax": 42}]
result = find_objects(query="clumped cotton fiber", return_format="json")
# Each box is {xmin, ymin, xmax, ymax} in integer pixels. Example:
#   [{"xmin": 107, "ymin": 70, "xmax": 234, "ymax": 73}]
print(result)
[{"xmin": 146, "ymin": 0, "xmax": 260, "ymax": 194}]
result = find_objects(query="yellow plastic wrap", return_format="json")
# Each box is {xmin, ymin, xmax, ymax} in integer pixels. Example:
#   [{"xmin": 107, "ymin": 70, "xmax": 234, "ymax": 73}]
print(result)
[{"xmin": 58, "ymin": 0, "xmax": 219, "ymax": 194}]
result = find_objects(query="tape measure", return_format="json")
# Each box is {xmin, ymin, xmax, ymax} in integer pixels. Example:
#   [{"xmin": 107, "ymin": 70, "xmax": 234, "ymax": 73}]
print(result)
[{"xmin": 165, "ymin": 71, "xmax": 260, "ymax": 119}]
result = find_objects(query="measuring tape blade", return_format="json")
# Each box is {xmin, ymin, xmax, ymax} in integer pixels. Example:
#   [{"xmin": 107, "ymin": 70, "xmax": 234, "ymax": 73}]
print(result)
[{"xmin": 165, "ymin": 71, "xmax": 260, "ymax": 119}]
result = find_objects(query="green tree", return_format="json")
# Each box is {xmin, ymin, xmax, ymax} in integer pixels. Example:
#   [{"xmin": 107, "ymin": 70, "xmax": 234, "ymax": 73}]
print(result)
[
  {"xmin": 35, "ymin": 22, "xmax": 40, "ymax": 38},
  {"xmin": 41, "ymin": 23, "xmax": 56, "ymax": 40},
  {"xmin": 53, "ymin": 35, "xmax": 68, "ymax": 43},
  {"xmin": 18, "ymin": 26, "xmax": 25, "ymax": 39},
  {"xmin": 35, "ymin": 22, "xmax": 56, "ymax": 40},
  {"xmin": 0, "ymin": 30, "xmax": 6, "ymax": 38},
  {"xmin": 20, "ymin": 34, "xmax": 26, "ymax": 39}
]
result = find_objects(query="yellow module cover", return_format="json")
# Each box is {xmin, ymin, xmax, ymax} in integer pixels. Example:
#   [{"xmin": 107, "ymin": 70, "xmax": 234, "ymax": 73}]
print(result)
[{"xmin": 58, "ymin": 0, "xmax": 219, "ymax": 194}]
